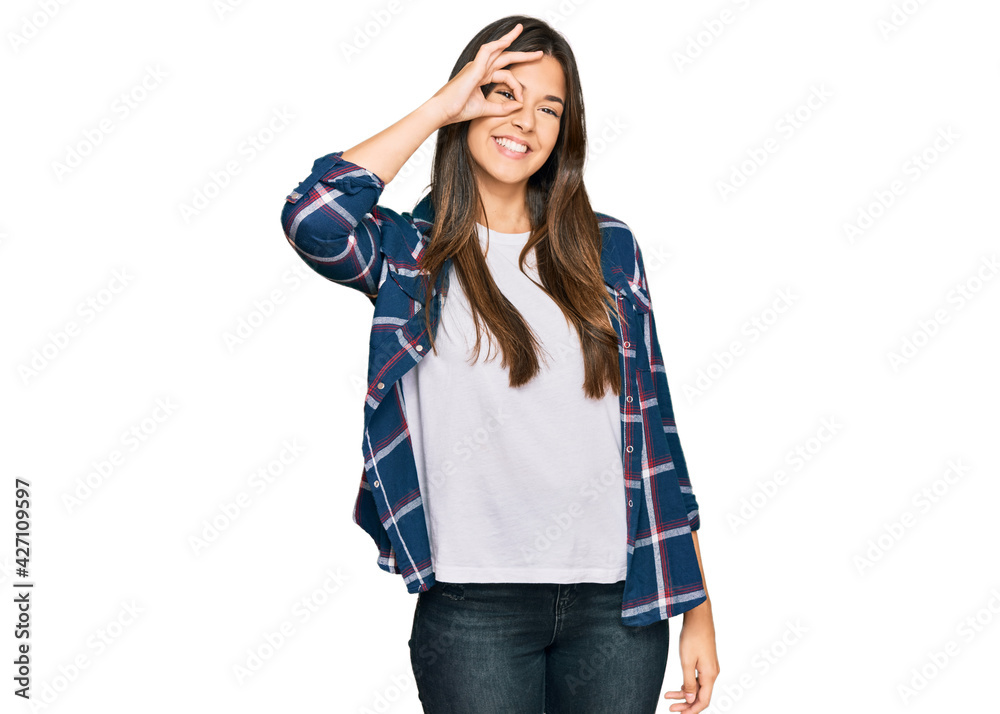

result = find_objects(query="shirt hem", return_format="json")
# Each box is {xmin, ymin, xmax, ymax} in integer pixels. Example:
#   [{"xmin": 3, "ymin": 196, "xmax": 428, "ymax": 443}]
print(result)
[{"xmin": 433, "ymin": 563, "xmax": 629, "ymax": 583}]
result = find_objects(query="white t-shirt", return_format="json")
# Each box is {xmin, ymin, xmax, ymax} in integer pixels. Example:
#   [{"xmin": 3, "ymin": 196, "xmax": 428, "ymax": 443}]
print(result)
[{"xmin": 399, "ymin": 222, "xmax": 627, "ymax": 583}]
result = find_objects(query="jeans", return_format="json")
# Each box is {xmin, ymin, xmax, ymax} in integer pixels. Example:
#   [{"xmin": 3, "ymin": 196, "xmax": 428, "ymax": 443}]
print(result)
[{"xmin": 408, "ymin": 579, "xmax": 670, "ymax": 713}]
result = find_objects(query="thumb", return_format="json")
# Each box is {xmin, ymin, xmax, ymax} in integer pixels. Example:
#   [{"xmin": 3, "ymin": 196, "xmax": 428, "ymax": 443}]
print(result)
[{"xmin": 482, "ymin": 101, "xmax": 522, "ymax": 117}]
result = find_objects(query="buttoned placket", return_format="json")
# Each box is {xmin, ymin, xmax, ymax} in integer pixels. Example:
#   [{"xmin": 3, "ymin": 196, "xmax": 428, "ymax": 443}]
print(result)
[
  {"xmin": 366, "ymin": 283, "xmax": 435, "ymax": 495},
  {"xmin": 614, "ymin": 291, "xmax": 639, "ymax": 511}
]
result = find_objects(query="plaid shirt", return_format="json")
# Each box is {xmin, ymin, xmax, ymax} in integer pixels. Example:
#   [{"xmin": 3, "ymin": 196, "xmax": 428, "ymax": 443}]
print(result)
[{"xmin": 280, "ymin": 151, "xmax": 706, "ymax": 626}]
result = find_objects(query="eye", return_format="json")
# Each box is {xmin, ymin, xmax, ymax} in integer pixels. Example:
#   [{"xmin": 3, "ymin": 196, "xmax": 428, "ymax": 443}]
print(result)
[{"xmin": 494, "ymin": 90, "xmax": 560, "ymax": 118}]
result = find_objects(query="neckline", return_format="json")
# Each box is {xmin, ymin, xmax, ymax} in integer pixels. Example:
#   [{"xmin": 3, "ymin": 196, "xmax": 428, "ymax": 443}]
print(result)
[{"xmin": 475, "ymin": 222, "xmax": 532, "ymax": 244}]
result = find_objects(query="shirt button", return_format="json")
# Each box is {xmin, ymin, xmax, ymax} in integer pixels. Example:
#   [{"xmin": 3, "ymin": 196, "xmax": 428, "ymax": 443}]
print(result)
[
  {"xmin": 628, "ymin": 499, "xmax": 632, "ymax": 507},
  {"xmin": 377, "ymin": 382, "xmax": 384, "ymax": 389},
  {"xmin": 624, "ymin": 341, "xmax": 630, "ymax": 348},
  {"xmin": 416, "ymin": 345, "xmax": 423, "ymax": 352},
  {"xmin": 373, "ymin": 480, "xmax": 379, "ymax": 488},
  {"xmin": 626, "ymin": 395, "xmax": 632, "ymax": 403},
  {"xmin": 626, "ymin": 445, "xmax": 633, "ymax": 453}
]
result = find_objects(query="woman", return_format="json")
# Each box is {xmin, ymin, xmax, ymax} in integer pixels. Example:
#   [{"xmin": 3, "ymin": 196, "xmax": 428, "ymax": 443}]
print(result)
[{"xmin": 280, "ymin": 15, "xmax": 719, "ymax": 714}]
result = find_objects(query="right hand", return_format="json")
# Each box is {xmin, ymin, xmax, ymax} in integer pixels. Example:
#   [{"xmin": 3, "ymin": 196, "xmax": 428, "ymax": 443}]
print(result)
[{"xmin": 430, "ymin": 23, "xmax": 544, "ymax": 127}]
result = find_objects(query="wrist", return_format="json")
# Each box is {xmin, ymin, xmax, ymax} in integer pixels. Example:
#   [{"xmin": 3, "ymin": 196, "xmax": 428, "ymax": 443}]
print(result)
[
  {"xmin": 684, "ymin": 596, "xmax": 713, "ymax": 621},
  {"xmin": 418, "ymin": 96, "xmax": 453, "ymax": 131}
]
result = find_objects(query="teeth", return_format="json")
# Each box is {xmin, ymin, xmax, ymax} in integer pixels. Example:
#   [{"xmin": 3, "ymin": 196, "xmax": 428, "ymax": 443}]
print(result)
[{"xmin": 494, "ymin": 136, "xmax": 528, "ymax": 153}]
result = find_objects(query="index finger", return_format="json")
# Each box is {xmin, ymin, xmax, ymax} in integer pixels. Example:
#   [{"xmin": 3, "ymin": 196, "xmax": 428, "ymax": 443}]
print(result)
[
  {"xmin": 491, "ymin": 49, "xmax": 544, "ymax": 71},
  {"xmin": 496, "ymin": 50, "xmax": 544, "ymax": 61},
  {"xmin": 478, "ymin": 21, "xmax": 524, "ymax": 55}
]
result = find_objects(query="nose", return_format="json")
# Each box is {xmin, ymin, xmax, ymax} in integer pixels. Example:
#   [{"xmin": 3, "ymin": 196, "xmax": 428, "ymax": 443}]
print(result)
[{"xmin": 511, "ymin": 104, "xmax": 534, "ymax": 133}]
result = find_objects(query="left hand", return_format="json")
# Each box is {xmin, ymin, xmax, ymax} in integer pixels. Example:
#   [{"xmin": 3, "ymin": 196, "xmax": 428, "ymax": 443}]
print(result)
[{"xmin": 662, "ymin": 607, "xmax": 720, "ymax": 712}]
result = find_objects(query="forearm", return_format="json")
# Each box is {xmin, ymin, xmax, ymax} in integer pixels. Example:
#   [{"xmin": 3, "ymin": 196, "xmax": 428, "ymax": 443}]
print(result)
[{"xmin": 340, "ymin": 98, "xmax": 448, "ymax": 185}]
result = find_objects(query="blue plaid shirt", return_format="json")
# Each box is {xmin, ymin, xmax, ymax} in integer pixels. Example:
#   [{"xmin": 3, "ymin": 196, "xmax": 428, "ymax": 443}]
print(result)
[{"xmin": 280, "ymin": 151, "xmax": 706, "ymax": 626}]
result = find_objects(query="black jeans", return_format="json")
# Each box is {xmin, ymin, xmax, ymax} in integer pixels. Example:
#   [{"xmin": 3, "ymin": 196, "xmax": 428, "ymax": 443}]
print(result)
[{"xmin": 408, "ymin": 579, "xmax": 670, "ymax": 713}]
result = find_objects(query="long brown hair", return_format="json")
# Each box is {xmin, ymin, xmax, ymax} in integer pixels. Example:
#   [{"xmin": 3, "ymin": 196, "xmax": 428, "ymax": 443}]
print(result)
[{"xmin": 420, "ymin": 14, "xmax": 620, "ymax": 400}]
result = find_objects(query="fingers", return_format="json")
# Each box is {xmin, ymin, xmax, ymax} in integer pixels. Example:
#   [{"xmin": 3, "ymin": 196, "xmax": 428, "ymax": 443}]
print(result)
[
  {"xmin": 488, "ymin": 68, "xmax": 523, "ymax": 102},
  {"xmin": 493, "ymin": 21, "xmax": 525, "ymax": 47},
  {"xmin": 662, "ymin": 688, "xmax": 696, "ymax": 711},
  {"xmin": 467, "ymin": 24, "xmax": 544, "ymax": 111},
  {"xmin": 692, "ymin": 681, "xmax": 715, "ymax": 713},
  {"xmin": 481, "ymin": 51, "xmax": 543, "ymax": 103},
  {"xmin": 662, "ymin": 679, "xmax": 705, "ymax": 712},
  {"xmin": 475, "ymin": 23, "xmax": 521, "ymax": 63},
  {"xmin": 662, "ymin": 660, "xmax": 701, "ymax": 711},
  {"xmin": 662, "ymin": 689, "xmax": 689, "ymax": 701},
  {"xmin": 476, "ymin": 22, "xmax": 543, "ymax": 70},
  {"xmin": 490, "ymin": 49, "xmax": 544, "ymax": 72},
  {"xmin": 479, "ymin": 100, "xmax": 521, "ymax": 118}
]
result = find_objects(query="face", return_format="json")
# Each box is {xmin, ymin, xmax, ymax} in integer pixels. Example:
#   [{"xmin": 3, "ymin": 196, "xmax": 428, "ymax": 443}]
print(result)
[{"xmin": 466, "ymin": 53, "xmax": 566, "ymax": 192}]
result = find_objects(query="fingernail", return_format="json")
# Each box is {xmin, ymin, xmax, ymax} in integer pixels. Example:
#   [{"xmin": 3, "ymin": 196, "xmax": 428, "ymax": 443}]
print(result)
[{"xmin": 686, "ymin": 692, "xmax": 695, "ymax": 701}]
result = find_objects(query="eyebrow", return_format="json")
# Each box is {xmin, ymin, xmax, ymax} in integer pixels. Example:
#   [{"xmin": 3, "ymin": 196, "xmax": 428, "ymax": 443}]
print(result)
[{"xmin": 497, "ymin": 81, "xmax": 564, "ymax": 107}]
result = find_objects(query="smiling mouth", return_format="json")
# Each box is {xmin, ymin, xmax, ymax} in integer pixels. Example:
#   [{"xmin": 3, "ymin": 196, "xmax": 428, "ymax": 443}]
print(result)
[{"xmin": 493, "ymin": 136, "xmax": 531, "ymax": 157}]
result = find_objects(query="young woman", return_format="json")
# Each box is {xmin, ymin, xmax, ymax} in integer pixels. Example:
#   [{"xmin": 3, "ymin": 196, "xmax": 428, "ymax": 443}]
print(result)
[{"xmin": 280, "ymin": 15, "xmax": 719, "ymax": 714}]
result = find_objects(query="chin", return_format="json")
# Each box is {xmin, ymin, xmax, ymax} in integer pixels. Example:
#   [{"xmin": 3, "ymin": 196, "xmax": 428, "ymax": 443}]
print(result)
[{"xmin": 491, "ymin": 170, "xmax": 534, "ymax": 187}]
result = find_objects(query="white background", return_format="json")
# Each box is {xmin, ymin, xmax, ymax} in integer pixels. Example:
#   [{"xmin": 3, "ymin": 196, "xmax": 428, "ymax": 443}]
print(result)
[{"xmin": 3, "ymin": 0, "xmax": 999, "ymax": 712}]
